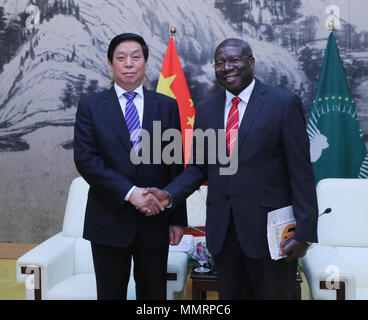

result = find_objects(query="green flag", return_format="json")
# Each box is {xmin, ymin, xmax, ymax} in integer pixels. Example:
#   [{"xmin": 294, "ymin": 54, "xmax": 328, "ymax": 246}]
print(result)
[{"xmin": 307, "ymin": 32, "xmax": 368, "ymax": 183}]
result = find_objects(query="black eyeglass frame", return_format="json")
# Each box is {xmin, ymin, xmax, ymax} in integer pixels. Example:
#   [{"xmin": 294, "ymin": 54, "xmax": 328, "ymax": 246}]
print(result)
[{"xmin": 212, "ymin": 55, "xmax": 253, "ymax": 71}]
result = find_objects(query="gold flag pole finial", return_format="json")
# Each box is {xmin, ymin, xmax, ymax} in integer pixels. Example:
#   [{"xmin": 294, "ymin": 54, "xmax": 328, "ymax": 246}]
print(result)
[
  {"xmin": 170, "ymin": 27, "xmax": 176, "ymax": 37},
  {"xmin": 328, "ymin": 20, "xmax": 335, "ymax": 32}
]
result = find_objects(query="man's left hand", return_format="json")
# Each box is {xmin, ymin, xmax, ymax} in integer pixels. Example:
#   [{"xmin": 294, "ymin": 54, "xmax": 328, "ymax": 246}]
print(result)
[{"xmin": 280, "ymin": 239, "xmax": 309, "ymax": 263}]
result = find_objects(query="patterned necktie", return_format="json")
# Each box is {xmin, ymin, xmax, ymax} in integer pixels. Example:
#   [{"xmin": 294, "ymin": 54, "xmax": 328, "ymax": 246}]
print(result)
[
  {"xmin": 123, "ymin": 92, "xmax": 141, "ymax": 154},
  {"xmin": 226, "ymin": 97, "xmax": 241, "ymax": 156}
]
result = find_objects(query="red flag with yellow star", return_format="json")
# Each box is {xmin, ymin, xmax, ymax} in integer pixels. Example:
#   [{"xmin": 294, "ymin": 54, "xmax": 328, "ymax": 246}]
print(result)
[{"xmin": 156, "ymin": 36, "xmax": 195, "ymax": 166}]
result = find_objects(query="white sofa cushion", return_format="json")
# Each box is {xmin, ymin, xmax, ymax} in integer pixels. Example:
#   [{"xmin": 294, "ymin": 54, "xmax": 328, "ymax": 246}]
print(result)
[
  {"xmin": 316, "ymin": 179, "xmax": 368, "ymax": 247},
  {"xmin": 302, "ymin": 245, "xmax": 356, "ymax": 300},
  {"xmin": 337, "ymin": 247, "xmax": 368, "ymax": 287},
  {"xmin": 45, "ymin": 274, "xmax": 136, "ymax": 300},
  {"xmin": 45, "ymin": 274, "xmax": 97, "ymax": 300},
  {"xmin": 356, "ymin": 288, "xmax": 368, "ymax": 300},
  {"xmin": 167, "ymin": 252, "xmax": 189, "ymax": 293},
  {"xmin": 74, "ymin": 238, "xmax": 95, "ymax": 274},
  {"xmin": 62, "ymin": 177, "xmax": 89, "ymax": 238}
]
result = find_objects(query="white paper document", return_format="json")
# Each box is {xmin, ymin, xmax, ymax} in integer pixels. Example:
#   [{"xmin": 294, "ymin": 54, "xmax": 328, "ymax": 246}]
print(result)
[
  {"xmin": 267, "ymin": 205, "xmax": 296, "ymax": 261},
  {"xmin": 169, "ymin": 234, "xmax": 193, "ymax": 253}
]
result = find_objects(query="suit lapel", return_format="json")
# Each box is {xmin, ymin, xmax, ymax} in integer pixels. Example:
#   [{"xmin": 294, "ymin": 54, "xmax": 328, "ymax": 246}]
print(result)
[
  {"xmin": 237, "ymin": 79, "xmax": 267, "ymax": 149},
  {"xmin": 142, "ymin": 89, "xmax": 163, "ymax": 165},
  {"xmin": 103, "ymin": 87, "xmax": 132, "ymax": 152},
  {"xmin": 216, "ymin": 91, "xmax": 226, "ymax": 130},
  {"xmin": 142, "ymin": 88, "xmax": 158, "ymax": 133},
  {"xmin": 214, "ymin": 91, "xmax": 229, "ymax": 159}
]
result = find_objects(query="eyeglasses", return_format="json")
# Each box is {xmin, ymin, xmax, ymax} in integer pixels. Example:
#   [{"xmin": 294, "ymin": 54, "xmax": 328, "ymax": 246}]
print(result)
[{"xmin": 212, "ymin": 55, "xmax": 253, "ymax": 71}]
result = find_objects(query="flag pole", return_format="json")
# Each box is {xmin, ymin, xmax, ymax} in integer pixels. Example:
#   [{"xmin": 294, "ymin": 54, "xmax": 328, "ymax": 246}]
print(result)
[
  {"xmin": 328, "ymin": 21, "xmax": 334, "ymax": 32},
  {"xmin": 170, "ymin": 27, "xmax": 176, "ymax": 43}
]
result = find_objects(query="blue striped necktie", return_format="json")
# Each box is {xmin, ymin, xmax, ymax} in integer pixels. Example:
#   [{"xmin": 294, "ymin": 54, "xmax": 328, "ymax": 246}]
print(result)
[{"xmin": 123, "ymin": 91, "xmax": 141, "ymax": 154}]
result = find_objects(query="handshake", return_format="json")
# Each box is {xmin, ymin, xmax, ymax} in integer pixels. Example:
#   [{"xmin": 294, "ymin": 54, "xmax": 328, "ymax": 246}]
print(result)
[
  {"xmin": 129, "ymin": 187, "xmax": 184, "ymax": 246},
  {"xmin": 128, "ymin": 187, "xmax": 171, "ymax": 216}
]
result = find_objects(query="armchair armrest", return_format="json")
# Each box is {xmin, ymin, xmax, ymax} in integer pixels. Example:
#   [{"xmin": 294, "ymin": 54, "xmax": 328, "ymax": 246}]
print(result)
[
  {"xmin": 16, "ymin": 232, "xmax": 75, "ymax": 299},
  {"xmin": 165, "ymin": 235, "xmax": 193, "ymax": 299},
  {"xmin": 167, "ymin": 252, "xmax": 189, "ymax": 288},
  {"xmin": 301, "ymin": 245, "xmax": 356, "ymax": 300}
]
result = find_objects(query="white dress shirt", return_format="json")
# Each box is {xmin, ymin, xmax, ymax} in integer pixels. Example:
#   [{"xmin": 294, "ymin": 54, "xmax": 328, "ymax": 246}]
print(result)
[
  {"xmin": 113, "ymin": 83, "xmax": 144, "ymax": 202},
  {"xmin": 114, "ymin": 83, "xmax": 144, "ymax": 126},
  {"xmin": 224, "ymin": 78, "xmax": 255, "ymax": 128}
]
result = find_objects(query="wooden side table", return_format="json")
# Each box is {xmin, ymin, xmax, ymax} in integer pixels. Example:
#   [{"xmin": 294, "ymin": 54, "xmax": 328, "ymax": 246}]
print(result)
[
  {"xmin": 190, "ymin": 270, "xmax": 218, "ymax": 300},
  {"xmin": 190, "ymin": 269, "xmax": 303, "ymax": 300}
]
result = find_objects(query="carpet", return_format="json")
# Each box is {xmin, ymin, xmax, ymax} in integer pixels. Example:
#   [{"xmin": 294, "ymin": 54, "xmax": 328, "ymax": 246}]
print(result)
[{"xmin": 0, "ymin": 259, "xmax": 25, "ymax": 300}]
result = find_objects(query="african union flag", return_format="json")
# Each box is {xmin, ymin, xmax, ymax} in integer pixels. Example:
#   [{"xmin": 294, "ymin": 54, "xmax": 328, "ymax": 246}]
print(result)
[{"xmin": 307, "ymin": 31, "xmax": 368, "ymax": 183}]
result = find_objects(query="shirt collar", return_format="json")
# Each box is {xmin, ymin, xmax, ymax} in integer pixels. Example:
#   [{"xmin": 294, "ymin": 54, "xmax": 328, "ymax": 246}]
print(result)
[
  {"xmin": 225, "ymin": 78, "xmax": 256, "ymax": 107},
  {"xmin": 114, "ymin": 83, "xmax": 144, "ymax": 99}
]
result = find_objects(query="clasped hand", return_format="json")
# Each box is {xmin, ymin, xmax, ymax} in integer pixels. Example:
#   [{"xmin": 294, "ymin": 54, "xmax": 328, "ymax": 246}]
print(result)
[
  {"xmin": 128, "ymin": 187, "xmax": 170, "ymax": 216},
  {"xmin": 128, "ymin": 187, "xmax": 183, "ymax": 245}
]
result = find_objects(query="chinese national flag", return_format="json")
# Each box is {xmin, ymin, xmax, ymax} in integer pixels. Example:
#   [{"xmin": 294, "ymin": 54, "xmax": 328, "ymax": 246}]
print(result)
[{"xmin": 156, "ymin": 36, "xmax": 195, "ymax": 166}]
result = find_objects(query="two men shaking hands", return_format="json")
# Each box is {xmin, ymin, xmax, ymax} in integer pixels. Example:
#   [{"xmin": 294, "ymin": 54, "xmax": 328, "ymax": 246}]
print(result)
[{"xmin": 128, "ymin": 187, "xmax": 170, "ymax": 217}]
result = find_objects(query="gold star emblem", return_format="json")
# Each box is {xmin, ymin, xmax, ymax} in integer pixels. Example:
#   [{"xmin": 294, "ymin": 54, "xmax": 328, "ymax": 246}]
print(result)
[
  {"xmin": 189, "ymin": 99, "xmax": 194, "ymax": 107},
  {"xmin": 186, "ymin": 115, "xmax": 195, "ymax": 128},
  {"xmin": 156, "ymin": 73, "xmax": 177, "ymax": 99}
]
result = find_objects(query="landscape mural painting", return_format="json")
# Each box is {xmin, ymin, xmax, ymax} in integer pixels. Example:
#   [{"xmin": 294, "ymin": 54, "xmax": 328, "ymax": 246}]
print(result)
[{"xmin": 0, "ymin": 0, "xmax": 367, "ymax": 242}]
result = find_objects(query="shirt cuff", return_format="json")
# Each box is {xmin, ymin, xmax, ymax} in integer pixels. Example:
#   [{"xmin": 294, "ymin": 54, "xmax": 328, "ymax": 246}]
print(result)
[
  {"xmin": 165, "ymin": 191, "xmax": 173, "ymax": 208},
  {"xmin": 124, "ymin": 186, "xmax": 136, "ymax": 202}
]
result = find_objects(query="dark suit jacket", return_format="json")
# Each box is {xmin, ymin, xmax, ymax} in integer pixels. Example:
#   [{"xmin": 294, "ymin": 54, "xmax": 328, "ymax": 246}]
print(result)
[
  {"xmin": 165, "ymin": 79, "xmax": 318, "ymax": 258},
  {"xmin": 74, "ymin": 87, "xmax": 187, "ymax": 249}
]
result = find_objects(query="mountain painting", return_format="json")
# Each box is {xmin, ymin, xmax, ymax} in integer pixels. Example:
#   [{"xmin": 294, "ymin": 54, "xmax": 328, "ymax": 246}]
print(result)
[{"xmin": 1, "ymin": 0, "xmax": 367, "ymax": 243}]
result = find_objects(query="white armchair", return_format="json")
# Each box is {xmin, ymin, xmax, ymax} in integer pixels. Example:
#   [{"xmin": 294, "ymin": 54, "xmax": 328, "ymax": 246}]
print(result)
[
  {"xmin": 16, "ymin": 177, "xmax": 193, "ymax": 300},
  {"xmin": 301, "ymin": 178, "xmax": 368, "ymax": 300}
]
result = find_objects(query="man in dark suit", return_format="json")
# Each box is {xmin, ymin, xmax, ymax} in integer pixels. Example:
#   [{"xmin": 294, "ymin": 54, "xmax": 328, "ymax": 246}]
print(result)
[
  {"xmin": 73, "ymin": 33, "xmax": 187, "ymax": 300},
  {"xmin": 146, "ymin": 38, "xmax": 318, "ymax": 299}
]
